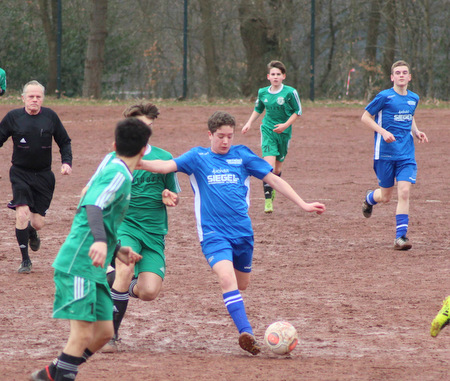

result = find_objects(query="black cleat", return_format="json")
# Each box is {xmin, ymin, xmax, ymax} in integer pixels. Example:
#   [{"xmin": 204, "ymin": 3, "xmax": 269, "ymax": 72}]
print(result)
[
  {"xmin": 29, "ymin": 230, "xmax": 41, "ymax": 251},
  {"xmin": 18, "ymin": 259, "xmax": 33, "ymax": 274},
  {"xmin": 362, "ymin": 190, "xmax": 373, "ymax": 218}
]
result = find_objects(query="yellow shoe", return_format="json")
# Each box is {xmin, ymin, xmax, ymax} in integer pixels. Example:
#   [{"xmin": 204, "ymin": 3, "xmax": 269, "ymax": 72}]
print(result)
[
  {"xmin": 430, "ymin": 296, "xmax": 450, "ymax": 337},
  {"xmin": 264, "ymin": 199, "xmax": 273, "ymax": 213},
  {"xmin": 271, "ymin": 189, "xmax": 276, "ymax": 201}
]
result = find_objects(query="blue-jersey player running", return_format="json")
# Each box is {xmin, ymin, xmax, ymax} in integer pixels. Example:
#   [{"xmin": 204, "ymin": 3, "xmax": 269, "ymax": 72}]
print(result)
[
  {"xmin": 361, "ymin": 60, "xmax": 428, "ymax": 250},
  {"xmin": 137, "ymin": 111, "xmax": 326, "ymax": 355}
]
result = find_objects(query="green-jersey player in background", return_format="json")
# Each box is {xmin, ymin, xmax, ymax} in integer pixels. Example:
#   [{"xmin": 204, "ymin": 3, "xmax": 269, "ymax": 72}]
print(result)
[{"xmin": 242, "ymin": 60, "xmax": 302, "ymax": 213}]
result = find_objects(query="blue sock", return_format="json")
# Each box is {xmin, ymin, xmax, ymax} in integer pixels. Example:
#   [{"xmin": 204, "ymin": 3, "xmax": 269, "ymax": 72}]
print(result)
[
  {"xmin": 223, "ymin": 290, "xmax": 253, "ymax": 335},
  {"xmin": 367, "ymin": 191, "xmax": 377, "ymax": 205},
  {"xmin": 396, "ymin": 214, "xmax": 409, "ymax": 239}
]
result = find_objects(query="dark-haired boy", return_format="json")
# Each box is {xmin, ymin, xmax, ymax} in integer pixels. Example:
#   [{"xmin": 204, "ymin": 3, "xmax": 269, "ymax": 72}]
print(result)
[{"xmin": 30, "ymin": 118, "xmax": 150, "ymax": 381}]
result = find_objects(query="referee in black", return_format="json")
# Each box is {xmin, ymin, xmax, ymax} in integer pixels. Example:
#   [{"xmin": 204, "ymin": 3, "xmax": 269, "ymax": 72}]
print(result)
[{"xmin": 0, "ymin": 80, "xmax": 72, "ymax": 273}]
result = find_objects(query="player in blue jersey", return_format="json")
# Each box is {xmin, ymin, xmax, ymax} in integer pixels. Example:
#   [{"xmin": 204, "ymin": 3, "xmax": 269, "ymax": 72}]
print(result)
[
  {"xmin": 241, "ymin": 60, "xmax": 302, "ymax": 213},
  {"xmin": 137, "ymin": 111, "xmax": 325, "ymax": 355},
  {"xmin": 361, "ymin": 60, "xmax": 428, "ymax": 250}
]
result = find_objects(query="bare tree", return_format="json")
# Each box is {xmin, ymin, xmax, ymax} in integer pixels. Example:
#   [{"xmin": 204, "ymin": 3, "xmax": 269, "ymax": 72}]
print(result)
[
  {"xmin": 239, "ymin": 0, "xmax": 281, "ymax": 96},
  {"xmin": 198, "ymin": 0, "xmax": 220, "ymax": 99},
  {"xmin": 37, "ymin": 0, "xmax": 58, "ymax": 95},
  {"xmin": 82, "ymin": 0, "xmax": 108, "ymax": 99},
  {"xmin": 363, "ymin": 0, "xmax": 383, "ymax": 99},
  {"xmin": 382, "ymin": 0, "xmax": 396, "ymax": 85}
]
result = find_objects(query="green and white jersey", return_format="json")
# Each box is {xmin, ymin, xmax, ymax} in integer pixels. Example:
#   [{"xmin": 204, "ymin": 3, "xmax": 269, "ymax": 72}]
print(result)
[
  {"xmin": 119, "ymin": 144, "xmax": 181, "ymax": 237},
  {"xmin": 53, "ymin": 158, "xmax": 133, "ymax": 284},
  {"xmin": 254, "ymin": 84, "xmax": 302, "ymax": 138},
  {"xmin": 0, "ymin": 68, "xmax": 6, "ymax": 92}
]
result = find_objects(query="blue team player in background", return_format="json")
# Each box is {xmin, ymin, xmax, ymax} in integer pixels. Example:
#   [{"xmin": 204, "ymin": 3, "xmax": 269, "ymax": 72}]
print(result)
[
  {"xmin": 361, "ymin": 60, "xmax": 428, "ymax": 250},
  {"xmin": 137, "ymin": 110, "xmax": 325, "ymax": 355}
]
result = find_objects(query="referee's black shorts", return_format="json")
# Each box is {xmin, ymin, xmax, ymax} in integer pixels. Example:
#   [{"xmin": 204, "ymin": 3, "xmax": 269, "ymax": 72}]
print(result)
[{"xmin": 8, "ymin": 165, "xmax": 56, "ymax": 216}]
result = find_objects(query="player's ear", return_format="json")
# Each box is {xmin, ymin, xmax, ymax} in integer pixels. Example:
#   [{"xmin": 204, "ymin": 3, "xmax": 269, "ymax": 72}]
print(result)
[{"xmin": 112, "ymin": 142, "xmax": 117, "ymax": 151}]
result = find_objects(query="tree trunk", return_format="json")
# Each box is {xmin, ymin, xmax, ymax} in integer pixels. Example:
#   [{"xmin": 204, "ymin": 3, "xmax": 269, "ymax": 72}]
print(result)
[
  {"xmin": 198, "ymin": 0, "xmax": 220, "ymax": 99},
  {"xmin": 38, "ymin": 0, "xmax": 58, "ymax": 95},
  {"xmin": 82, "ymin": 0, "xmax": 108, "ymax": 99},
  {"xmin": 382, "ymin": 0, "xmax": 396, "ymax": 86},
  {"xmin": 319, "ymin": 0, "xmax": 337, "ymax": 93},
  {"xmin": 363, "ymin": 0, "xmax": 382, "ymax": 99},
  {"xmin": 239, "ymin": 0, "xmax": 281, "ymax": 97}
]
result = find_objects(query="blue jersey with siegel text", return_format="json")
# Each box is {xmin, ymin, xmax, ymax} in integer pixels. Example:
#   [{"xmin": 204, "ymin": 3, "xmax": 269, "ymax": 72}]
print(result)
[
  {"xmin": 174, "ymin": 145, "xmax": 272, "ymax": 241},
  {"xmin": 365, "ymin": 88, "xmax": 419, "ymax": 161}
]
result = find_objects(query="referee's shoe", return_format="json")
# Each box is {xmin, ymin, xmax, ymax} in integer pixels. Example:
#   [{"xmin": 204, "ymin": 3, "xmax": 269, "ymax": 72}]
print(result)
[{"xmin": 29, "ymin": 227, "xmax": 41, "ymax": 252}]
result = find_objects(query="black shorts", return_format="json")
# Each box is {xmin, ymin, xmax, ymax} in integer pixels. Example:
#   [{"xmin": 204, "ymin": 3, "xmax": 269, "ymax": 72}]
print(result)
[{"xmin": 8, "ymin": 166, "xmax": 56, "ymax": 216}]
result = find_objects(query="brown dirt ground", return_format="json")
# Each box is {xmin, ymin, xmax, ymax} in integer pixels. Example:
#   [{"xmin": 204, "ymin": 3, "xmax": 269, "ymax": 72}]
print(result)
[{"xmin": 0, "ymin": 103, "xmax": 449, "ymax": 381}]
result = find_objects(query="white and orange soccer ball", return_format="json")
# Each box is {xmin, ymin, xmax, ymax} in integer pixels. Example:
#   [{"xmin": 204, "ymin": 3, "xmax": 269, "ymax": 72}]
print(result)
[{"xmin": 264, "ymin": 321, "xmax": 299, "ymax": 355}]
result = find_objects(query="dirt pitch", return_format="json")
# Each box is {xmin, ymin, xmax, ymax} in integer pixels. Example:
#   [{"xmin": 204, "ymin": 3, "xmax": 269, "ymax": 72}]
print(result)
[{"xmin": 0, "ymin": 103, "xmax": 449, "ymax": 381}]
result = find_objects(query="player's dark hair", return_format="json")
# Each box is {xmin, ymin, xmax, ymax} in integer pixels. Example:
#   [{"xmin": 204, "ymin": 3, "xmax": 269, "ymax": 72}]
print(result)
[
  {"xmin": 208, "ymin": 111, "xmax": 236, "ymax": 133},
  {"xmin": 267, "ymin": 60, "xmax": 286, "ymax": 75},
  {"xmin": 391, "ymin": 60, "xmax": 410, "ymax": 74},
  {"xmin": 115, "ymin": 118, "xmax": 151, "ymax": 157},
  {"xmin": 123, "ymin": 103, "xmax": 160, "ymax": 120}
]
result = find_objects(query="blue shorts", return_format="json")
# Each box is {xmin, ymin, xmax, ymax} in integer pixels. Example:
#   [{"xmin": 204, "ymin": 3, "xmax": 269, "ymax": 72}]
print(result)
[
  {"xmin": 201, "ymin": 235, "xmax": 254, "ymax": 273},
  {"xmin": 374, "ymin": 159, "xmax": 417, "ymax": 188}
]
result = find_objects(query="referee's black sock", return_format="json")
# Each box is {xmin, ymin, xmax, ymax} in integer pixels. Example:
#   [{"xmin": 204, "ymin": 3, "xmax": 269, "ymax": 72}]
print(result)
[
  {"xmin": 263, "ymin": 182, "xmax": 273, "ymax": 199},
  {"xmin": 15, "ymin": 227, "xmax": 30, "ymax": 262}
]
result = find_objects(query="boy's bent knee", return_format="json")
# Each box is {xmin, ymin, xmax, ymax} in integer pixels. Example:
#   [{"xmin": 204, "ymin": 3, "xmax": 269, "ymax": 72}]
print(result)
[{"xmin": 138, "ymin": 288, "xmax": 160, "ymax": 301}]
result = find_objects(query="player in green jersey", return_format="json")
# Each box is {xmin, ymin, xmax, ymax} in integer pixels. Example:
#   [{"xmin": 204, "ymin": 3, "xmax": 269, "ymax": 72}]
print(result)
[
  {"xmin": 30, "ymin": 118, "xmax": 150, "ymax": 381},
  {"xmin": 0, "ymin": 66, "xmax": 6, "ymax": 96},
  {"xmin": 241, "ymin": 60, "xmax": 302, "ymax": 213},
  {"xmin": 94, "ymin": 103, "xmax": 181, "ymax": 353}
]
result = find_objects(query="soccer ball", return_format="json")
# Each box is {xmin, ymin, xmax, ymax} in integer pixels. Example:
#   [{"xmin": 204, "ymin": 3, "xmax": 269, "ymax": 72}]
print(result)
[{"xmin": 264, "ymin": 321, "xmax": 298, "ymax": 355}]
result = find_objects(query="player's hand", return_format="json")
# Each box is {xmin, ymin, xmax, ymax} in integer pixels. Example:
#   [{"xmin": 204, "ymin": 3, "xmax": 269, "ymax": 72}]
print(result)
[
  {"xmin": 241, "ymin": 123, "xmax": 251, "ymax": 134},
  {"xmin": 415, "ymin": 130, "xmax": 429, "ymax": 143},
  {"xmin": 135, "ymin": 159, "xmax": 148, "ymax": 171},
  {"xmin": 273, "ymin": 123, "xmax": 288, "ymax": 134},
  {"xmin": 381, "ymin": 130, "xmax": 396, "ymax": 143},
  {"xmin": 116, "ymin": 246, "xmax": 142, "ymax": 266},
  {"xmin": 61, "ymin": 163, "xmax": 72, "ymax": 175},
  {"xmin": 89, "ymin": 241, "xmax": 108, "ymax": 268},
  {"xmin": 303, "ymin": 202, "xmax": 326, "ymax": 215},
  {"xmin": 162, "ymin": 189, "xmax": 178, "ymax": 206}
]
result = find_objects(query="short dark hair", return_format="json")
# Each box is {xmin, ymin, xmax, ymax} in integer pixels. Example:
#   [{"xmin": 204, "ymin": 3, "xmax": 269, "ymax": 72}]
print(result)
[
  {"xmin": 391, "ymin": 60, "xmax": 411, "ymax": 74},
  {"xmin": 115, "ymin": 118, "xmax": 151, "ymax": 157},
  {"xmin": 267, "ymin": 60, "xmax": 286, "ymax": 75},
  {"xmin": 208, "ymin": 111, "xmax": 236, "ymax": 133},
  {"xmin": 123, "ymin": 102, "xmax": 160, "ymax": 119}
]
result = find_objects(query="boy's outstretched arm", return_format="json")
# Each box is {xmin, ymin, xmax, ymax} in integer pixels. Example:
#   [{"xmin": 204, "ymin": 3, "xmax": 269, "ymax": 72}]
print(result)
[
  {"xmin": 116, "ymin": 246, "xmax": 142, "ymax": 266},
  {"xmin": 136, "ymin": 159, "xmax": 177, "ymax": 173},
  {"xmin": 263, "ymin": 172, "xmax": 326, "ymax": 214},
  {"xmin": 242, "ymin": 110, "xmax": 261, "ymax": 134}
]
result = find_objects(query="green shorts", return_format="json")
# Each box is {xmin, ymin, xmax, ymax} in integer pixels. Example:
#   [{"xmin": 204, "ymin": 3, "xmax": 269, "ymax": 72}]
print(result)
[
  {"xmin": 53, "ymin": 270, "xmax": 113, "ymax": 322},
  {"xmin": 118, "ymin": 232, "xmax": 166, "ymax": 279},
  {"xmin": 260, "ymin": 126, "xmax": 291, "ymax": 161}
]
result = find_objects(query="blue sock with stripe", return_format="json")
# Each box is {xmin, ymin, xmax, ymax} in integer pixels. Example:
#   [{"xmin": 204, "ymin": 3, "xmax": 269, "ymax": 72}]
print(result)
[
  {"xmin": 396, "ymin": 214, "xmax": 409, "ymax": 239},
  {"xmin": 366, "ymin": 191, "xmax": 377, "ymax": 205},
  {"xmin": 223, "ymin": 290, "xmax": 253, "ymax": 335}
]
